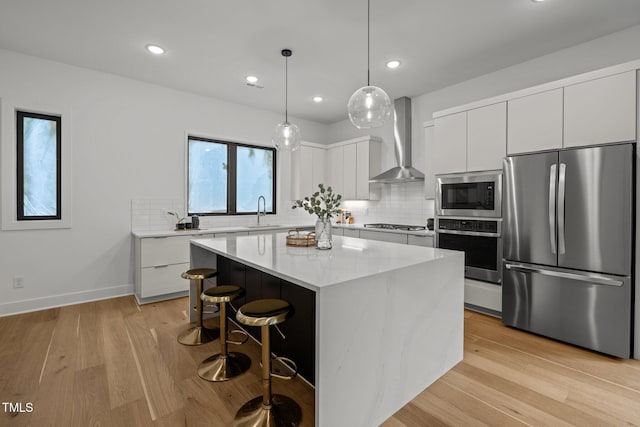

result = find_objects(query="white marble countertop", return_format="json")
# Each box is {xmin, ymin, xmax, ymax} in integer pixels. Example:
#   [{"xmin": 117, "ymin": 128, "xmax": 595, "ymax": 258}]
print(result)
[
  {"xmin": 191, "ymin": 232, "xmax": 456, "ymax": 290},
  {"xmin": 132, "ymin": 222, "xmax": 434, "ymax": 238},
  {"xmin": 132, "ymin": 224, "xmax": 311, "ymax": 238}
]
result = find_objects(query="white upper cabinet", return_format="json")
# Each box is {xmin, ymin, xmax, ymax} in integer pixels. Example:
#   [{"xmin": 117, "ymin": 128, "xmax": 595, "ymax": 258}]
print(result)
[
  {"xmin": 312, "ymin": 147, "xmax": 326, "ymax": 190},
  {"xmin": 356, "ymin": 140, "xmax": 380, "ymax": 200},
  {"xmin": 433, "ymin": 62, "xmax": 640, "ymax": 172},
  {"xmin": 324, "ymin": 136, "xmax": 381, "ymax": 201},
  {"xmin": 433, "ymin": 103, "xmax": 506, "ymax": 176},
  {"xmin": 327, "ymin": 146, "xmax": 344, "ymax": 196},
  {"xmin": 507, "ymin": 88, "xmax": 563, "ymax": 155},
  {"xmin": 564, "ymin": 71, "xmax": 637, "ymax": 148},
  {"xmin": 467, "ymin": 102, "xmax": 506, "ymax": 171},
  {"xmin": 343, "ymin": 143, "xmax": 357, "ymax": 200},
  {"xmin": 433, "ymin": 111, "xmax": 467, "ymax": 176},
  {"xmin": 423, "ymin": 122, "xmax": 436, "ymax": 199},
  {"xmin": 291, "ymin": 144, "xmax": 325, "ymax": 200}
]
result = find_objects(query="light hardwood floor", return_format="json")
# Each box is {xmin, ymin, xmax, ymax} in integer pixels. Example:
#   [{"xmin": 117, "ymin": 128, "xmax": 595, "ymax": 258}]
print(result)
[{"xmin": 1, "ymin": 297, "xmax": 639, "ymax": 426}]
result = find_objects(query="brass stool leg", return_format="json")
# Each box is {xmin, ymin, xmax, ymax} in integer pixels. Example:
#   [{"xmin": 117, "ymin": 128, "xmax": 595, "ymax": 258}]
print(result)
[
  {"xmin": 233, "ymin": 325, "xmax": 301, "ymax": 427},
  {"xmin": 261, "ymin": 325, "xmax": 272, "ymax": 406},
  {"xmin": 198, "ymin": 301, "xmax": 250, "ymax": 381},
  {"xmin": 177, "ymin": 278, "xmax": 219, "ymax": 346}
]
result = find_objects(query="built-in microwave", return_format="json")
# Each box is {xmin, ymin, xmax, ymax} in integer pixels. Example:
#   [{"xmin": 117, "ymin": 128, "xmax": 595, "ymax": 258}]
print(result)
[{"xmin": 435, "ymin": 170, "xmax": 503, "ymax": 218}]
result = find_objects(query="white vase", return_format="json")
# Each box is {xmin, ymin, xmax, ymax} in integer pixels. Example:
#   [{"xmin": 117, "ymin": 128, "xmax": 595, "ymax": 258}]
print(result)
[{"xmin": 315, "ymin": 217, "xmax": 332, "ymax": 250}]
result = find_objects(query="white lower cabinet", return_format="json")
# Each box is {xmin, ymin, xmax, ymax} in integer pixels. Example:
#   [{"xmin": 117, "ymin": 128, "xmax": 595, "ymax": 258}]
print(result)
[
  {"xmin": 337, "ymin": 227, "xmax": 434, "ymax": 247},
  {"xmin": 359, "ymin": 230, "xmax": 408, "ymax": 244},
  {"xmin": 135, "ymin": 233, "xmax": 214, "ymax": 303},
  {"xmin": 407, "ymin": 235, "xmax": 434, "ymax": 247},
  {"xmin": 217, "ymin": 231, "xmax": 249, "ymax": 237},
  {"xmin": 464, "ymin": 278, "xmax": 501, "ymax": 313},
  {"xmin": 140, "ymin": 263, "xmax": 190, "ymax": 298},
  {"xmin": 343, "ymin": 228, "xmax": 359, "ymax": 238}
]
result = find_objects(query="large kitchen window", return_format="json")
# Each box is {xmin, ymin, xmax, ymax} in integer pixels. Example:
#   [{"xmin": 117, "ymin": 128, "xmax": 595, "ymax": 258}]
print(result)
[
  {"xmin": 16, "ymin": 111, "xmax": 62, "ymax": 220},
  {"xmin": 188, "ymin": 136, "xmax": 276, "ymax": 216}
]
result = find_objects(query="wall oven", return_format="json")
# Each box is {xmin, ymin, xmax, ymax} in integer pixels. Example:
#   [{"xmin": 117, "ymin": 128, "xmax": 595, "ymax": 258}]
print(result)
[
  {"xmin": 436, "ymin": 170, "xmax": 502, "ymax": 218},
  {"xmin": 436, "ymin": 218, "xmax": 502, "ymax": 284},
  {"xmin": 435, "ymin": 170, "xmax": 503, "ymax": 284}
]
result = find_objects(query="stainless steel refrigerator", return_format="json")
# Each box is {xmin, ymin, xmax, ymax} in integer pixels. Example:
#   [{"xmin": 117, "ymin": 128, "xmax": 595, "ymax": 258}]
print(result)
[{"xmin": 502, "ymin": 143, "xmax": 634, "ymax": 358}]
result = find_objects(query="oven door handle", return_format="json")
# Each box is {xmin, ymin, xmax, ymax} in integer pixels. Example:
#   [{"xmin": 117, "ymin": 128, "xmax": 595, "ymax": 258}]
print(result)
[{"xmin": 436, "ymin": 229, "xmax": 501, "ymax": 238}]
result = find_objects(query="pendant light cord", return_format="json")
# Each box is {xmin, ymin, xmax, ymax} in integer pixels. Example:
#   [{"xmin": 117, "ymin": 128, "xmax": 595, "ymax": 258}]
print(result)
[
  {"xmin": 367, "ymin": 0, "xmax": 370, "ymax": 86},
  {"xmin": 285, "ymin": 54, "xmax": 288, "ymax": 122}
]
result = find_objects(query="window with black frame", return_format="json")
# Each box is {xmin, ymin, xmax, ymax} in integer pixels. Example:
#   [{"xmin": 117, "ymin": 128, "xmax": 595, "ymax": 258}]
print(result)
[
  {"xmin": 187, "ymin": 136, "xmax": 276, "ymax": 216},
  {"xmin": 16, "ymin": 111, "xmax": 62, "ymax": 221}
]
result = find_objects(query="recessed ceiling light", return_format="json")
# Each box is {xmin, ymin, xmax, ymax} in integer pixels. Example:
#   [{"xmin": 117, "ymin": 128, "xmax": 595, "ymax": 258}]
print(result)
[
  {"xmin": 386, "ymin": 60, "xmax": 401, "ymax": 69},
  {"xmin": 312, "ymin": 96, "xmax": 324, "ymax": 103},
  {"xmin": 246, "ymin": 75, "xmax": 259, "ymax": 84},
  {"xmin": 531, "ymin": 0, "xmax": 544, "ymax": 2},
  {"xmin": 146, "ymin": 44, "xmax": 165, "ymax": 55}
]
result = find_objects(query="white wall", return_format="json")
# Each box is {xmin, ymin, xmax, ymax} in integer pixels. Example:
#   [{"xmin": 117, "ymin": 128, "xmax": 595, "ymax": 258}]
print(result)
[{"xmin": 0, "ymin": 48, "xmax": 328, "ymax": 315}]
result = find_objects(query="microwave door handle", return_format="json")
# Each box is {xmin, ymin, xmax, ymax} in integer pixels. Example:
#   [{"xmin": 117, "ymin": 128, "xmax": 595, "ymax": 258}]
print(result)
[
  {"xmin": 549, "ymin": 164, "xmax": 557, "ymax": 255},
  {"xmin": 557, "ymin": 163, "xmax": 567, "ymax": 254}
]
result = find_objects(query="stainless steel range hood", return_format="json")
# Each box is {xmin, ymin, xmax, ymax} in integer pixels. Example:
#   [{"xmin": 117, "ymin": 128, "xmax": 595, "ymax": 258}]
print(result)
[{"xmin": 369, "ymin": 97, "xmax": 425, "ymax": 183}]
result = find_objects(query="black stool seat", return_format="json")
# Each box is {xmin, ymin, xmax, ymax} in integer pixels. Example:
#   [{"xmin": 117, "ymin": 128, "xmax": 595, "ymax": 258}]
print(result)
[
  {"xmin": 181, "ymin": 268, "xmax": 217, "ymax": 280},
  {"xmin": 236, "ymin": 299, "xmax": 292, "ymax": 327},
  {"xmin": 202, "ymin": 285, "xmax": 244, "ymax": 303}
]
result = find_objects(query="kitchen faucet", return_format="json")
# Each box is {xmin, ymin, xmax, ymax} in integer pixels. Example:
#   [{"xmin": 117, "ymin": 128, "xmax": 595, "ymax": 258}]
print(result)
[{"xmin": 257, "ymin": 195, "xmax": 266, "ymax": 225}]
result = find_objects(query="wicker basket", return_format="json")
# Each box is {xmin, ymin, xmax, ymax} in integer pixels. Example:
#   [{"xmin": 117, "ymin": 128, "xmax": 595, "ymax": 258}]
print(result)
[{"xmin": 286, "ymin": 230, "xmax": 316, "ymax": 247}]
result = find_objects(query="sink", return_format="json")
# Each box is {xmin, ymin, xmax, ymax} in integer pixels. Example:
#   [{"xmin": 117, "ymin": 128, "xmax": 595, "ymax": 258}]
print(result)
[{"xmin": 246, "ymin": 224, "xmax": 283, "ymax": 229}]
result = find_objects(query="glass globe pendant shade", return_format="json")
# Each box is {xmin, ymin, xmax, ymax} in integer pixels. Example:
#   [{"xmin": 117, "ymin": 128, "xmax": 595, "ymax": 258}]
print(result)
[
  {"xmin": 347, "ymin": 85, "xmax": 392, "ymax": 129},
  {"xmin": 272, "ymin": 121, "xmax": 301, "ymax": 151}
]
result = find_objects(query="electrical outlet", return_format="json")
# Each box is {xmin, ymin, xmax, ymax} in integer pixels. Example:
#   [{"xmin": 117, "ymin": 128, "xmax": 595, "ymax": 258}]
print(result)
[{"xmin": 13, "ymin": 276, "xmax": 24, "ymax": 289}]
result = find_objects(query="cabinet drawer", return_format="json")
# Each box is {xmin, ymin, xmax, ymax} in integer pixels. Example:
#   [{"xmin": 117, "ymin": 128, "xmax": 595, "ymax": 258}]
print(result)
[
  {"xmin": 343, "ymin": 229, "xmax": 359, "ymax": 238},
  {"xmin": 407, "ymin": 235, "xmax": 433, "ymax": 247},
  {"xmin": 359, "ymin": 230, "xmax": 408, "ymax": 244},
  {"xmin": 141, "ymin": 235, "xmax": 193, "ymax": 267},
  {"xmin": 140, "ymin": 262, "xmax": 190, "ymax": 298}
]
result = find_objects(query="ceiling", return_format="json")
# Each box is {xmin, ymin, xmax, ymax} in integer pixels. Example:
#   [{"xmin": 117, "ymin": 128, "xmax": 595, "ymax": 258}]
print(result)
[{"xmin": 2, "ymin": 0, "xmax": 640, "ymax": 124}]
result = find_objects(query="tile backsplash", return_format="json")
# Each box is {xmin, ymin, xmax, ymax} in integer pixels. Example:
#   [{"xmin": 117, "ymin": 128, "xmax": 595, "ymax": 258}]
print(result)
[
  {"xmin": 131, "ymin": 184, "xmax": 434, "ymax": 232},
  {"xmin": 341, "ymin": 182, "xmax": 435, "ymax": 227},
  {"xmin": 131, "ymin": 198, "xmax": 312, "ymax": 232}
]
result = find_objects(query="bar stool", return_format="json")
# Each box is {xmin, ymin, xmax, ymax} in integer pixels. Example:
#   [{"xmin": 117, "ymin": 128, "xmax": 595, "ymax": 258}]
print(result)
[
  {"xmin": 178, "ymin": 268, "xmax": 219, "ymax": 346},
  {"xmin": 198, "ymin": 285, "xmax": 251, "ymax": 381},
  {"xmin": 233, "ymin": 299, "xmax": 301, "ymax": 427}
]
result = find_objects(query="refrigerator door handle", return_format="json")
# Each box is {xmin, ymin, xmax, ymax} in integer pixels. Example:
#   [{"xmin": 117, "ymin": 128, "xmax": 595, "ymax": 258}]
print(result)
[
  {"xmin": 557, "ymin": 163, "xmax": 567, "ymax": 254},
  {"xmin": 504, "ymin": 262, "xmax": 624, "ymax": 287},
  {"xmin": 549, "ymin": 164, "xmax": 557, "ymax": 254}
]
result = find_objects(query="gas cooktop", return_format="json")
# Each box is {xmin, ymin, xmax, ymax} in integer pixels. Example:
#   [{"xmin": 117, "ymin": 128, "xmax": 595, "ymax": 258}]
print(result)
[{"xmin": 363, "ymin": 223, "xmax": 426, "ymax": 231}]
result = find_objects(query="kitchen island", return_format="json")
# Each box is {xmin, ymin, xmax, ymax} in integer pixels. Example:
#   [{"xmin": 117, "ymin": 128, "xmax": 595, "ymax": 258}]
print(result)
[{"xmin": 189, "ymin": 232, "xmax": 464, "ymax": 427}]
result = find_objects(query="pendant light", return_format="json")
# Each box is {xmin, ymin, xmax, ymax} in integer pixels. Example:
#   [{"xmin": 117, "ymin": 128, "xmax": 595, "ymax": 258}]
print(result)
[
  {"xmin": 347, "ymin": 0, "xmax": 392, "ymax": 129},
  {"xmin": 272, "ymin": 49, "xmax": 301, "ymax": 151}
]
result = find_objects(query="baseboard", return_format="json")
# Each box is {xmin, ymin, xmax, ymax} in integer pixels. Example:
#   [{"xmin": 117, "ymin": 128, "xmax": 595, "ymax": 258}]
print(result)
[
  {"xmin": 134, "ymin": 290, "xmax": 188, "ymax": 305},
  {"xmin": 0, "ymin": 284, "xmax": 134, "ymax": 317},
  {"xmin": 465, "ymin": 303, "xmax": 502, "ymax": 318}
]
